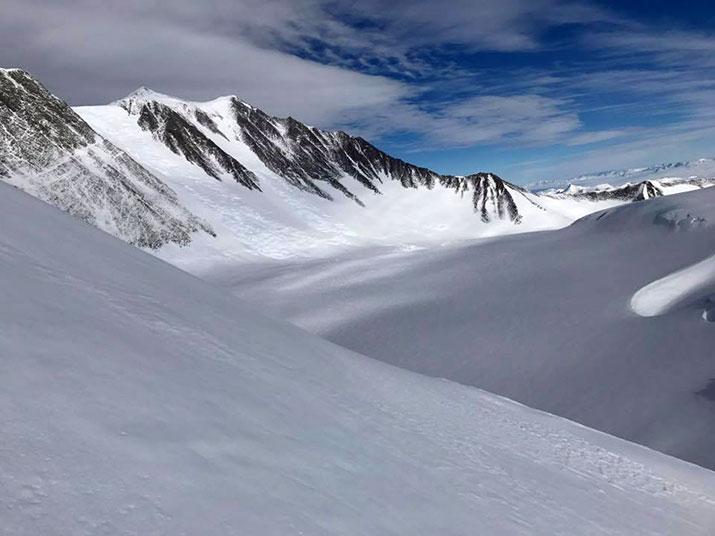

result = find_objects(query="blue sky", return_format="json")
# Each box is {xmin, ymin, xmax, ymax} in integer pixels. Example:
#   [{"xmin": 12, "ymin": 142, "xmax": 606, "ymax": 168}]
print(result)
[{"xmin": 3, "ymin": 0, "xmax": 715, "ymax": 183}]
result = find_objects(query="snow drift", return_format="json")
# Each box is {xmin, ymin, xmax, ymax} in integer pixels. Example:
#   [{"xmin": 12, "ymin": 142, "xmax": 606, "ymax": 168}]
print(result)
[{"xmin": 631, "ymin": 254, "xmax": 715, "ymax": 318}]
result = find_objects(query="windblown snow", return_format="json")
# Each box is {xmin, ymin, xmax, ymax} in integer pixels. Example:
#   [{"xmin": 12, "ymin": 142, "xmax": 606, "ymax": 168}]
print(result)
[{"xmin": 2, "ymin": 176, "xmax": 715, "ymax": 535}]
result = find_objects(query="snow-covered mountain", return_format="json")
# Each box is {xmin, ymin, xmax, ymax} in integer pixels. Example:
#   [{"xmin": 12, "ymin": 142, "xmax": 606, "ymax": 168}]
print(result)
[
  {"xmin": 113, "ymin": 86, "xmax": 526, "ymax": 214},
  {"xmin": 81, "ymin": 87, "xmax": 715, "ymax": 264},
  {"xmin": 543, "ymin": 177, "xmax": 715, "ymax": 203},
  {"xmin": 0, "ymin": 69, "xmax": 212, "ymax": 248},
  {"xmin": 3, "ymin": 179, "xmax": 715, "ymax": 535},
  {"xmin": 71, "ymin": 86, "xmax": 647, "ymax": 265},
  {"xmin": 217, "ymin": 184, "xmax": 715, "ymax": 470},
  {"xmin": 3, "ymin": 69, "xmax": 698, "ymax": 262}
]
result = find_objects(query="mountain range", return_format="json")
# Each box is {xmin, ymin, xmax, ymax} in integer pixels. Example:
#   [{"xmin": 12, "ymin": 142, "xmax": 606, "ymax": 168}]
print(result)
[
  {"xmin": 5, "ymin": 68, "xmax": 713, "ymax": 264},
  {"xmin": 530, "ymin": 158, "xmax": 715, "ymax": 191}
]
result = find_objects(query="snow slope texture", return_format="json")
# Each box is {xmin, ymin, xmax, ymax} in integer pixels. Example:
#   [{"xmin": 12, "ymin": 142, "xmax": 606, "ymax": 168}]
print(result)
[{"xmin": 2, "ymin": 182, "xmax": 715, "ymax": 534}]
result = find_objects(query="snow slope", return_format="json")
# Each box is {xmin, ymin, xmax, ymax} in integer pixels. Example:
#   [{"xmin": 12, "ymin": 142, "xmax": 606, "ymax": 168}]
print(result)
[
  {"xmin": 2, "ymin": 177, "xmax": 715, "ymax": 534},
  {"xmin": 216, "ymin": 186, "xmax": 715, "ymax": 470}
]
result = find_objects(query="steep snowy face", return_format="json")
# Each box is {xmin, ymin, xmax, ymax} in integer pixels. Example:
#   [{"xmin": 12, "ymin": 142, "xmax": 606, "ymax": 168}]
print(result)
[
  {"xmin": 0, "ymin": 69, "xmax": 212, "ymax": 248},
  {"xmin": 2, "ymin": 181, "xmax": 715, "ymax": 535},
  {"xmin": 113, "ymin": 88, "xmax": 529, "ymax": 219}
]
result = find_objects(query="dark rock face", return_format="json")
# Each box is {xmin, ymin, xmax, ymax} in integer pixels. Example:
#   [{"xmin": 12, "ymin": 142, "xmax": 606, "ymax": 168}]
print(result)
[
  {"xmin": 229, "ymin": 98, "xmax": 443, "ymax": 202},
  {"xmin": 0, "ymin": 68, "xmax": 96, "ymax": 175},
  {"xmin": 0, "ymin": 69, "xmax": 212, "ymax": 248},
  {"xmin": 441, "ymin": 173, "xmax": 525, "ymax": 223},
  {"xmin": 130, "ymin": 100, "xmax": 259, "ymax": 190},
  {"xmin": 228, "ymin": 97, "xmax": 526, "ymax": 221}
]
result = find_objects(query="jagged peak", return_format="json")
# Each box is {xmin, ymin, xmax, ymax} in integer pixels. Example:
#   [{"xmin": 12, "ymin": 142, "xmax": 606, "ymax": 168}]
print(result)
[
  {"xmin": 0, "ymin": 68, "xmax": 41, "ymax": 90},
  {"xmin": 0, "ymin": 67, "xmax": 27, "ymax": 75},
  {"xmin": 114, "ymin": 87, "xmax": 255, "ymax": 119},
  {"xmin": 113, "ymin": 86, "xmax": 182, "ymax": 113}
]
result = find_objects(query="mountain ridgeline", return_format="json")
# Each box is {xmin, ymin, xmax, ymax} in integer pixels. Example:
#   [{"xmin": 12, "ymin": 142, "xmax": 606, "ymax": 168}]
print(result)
[
  {"xmin": 115, "ymin": 87, "xmax": 527, "ymax": 222},
  {"xmin": 0, "ymin": 68, "xmax": 694, "ymax": 253},
  {"xmin": 125, "ymin": 98, "xmax": 260, "ymax": 190}
]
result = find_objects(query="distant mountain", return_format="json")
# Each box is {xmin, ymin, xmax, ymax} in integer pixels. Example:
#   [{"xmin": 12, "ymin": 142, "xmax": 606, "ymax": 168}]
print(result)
[
  {"xmin": 542, "ymin": 176, "xmax": 715, "ymax": 207},
  {"xmin": 546, "ymin": 180, "xmax": 664, "ymax": 202},
  {"xmin": 530, "ymin": 158, "xmax": 715, "ymax": 191},
  {"xmin": 0, "ymin": 69, "xmax": 212, "ymax": 248}
]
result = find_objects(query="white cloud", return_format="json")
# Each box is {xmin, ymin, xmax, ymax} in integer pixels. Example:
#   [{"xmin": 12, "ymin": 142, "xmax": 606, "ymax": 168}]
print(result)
[
  {"xmin": 0, "ymin": 0, "xmax": 411, "ymax": 127},
  {"xmin": 0, "ymin": 0, "xmax": 590, "ymax": 149}
]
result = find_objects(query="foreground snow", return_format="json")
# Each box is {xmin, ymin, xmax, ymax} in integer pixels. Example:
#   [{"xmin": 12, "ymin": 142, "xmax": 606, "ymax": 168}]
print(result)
[
  {"xmin": 2, "ymin": 184, "xmax": 715, "ymax": 534},
  {"xmin": 216, "ymin": 187, "xmax": 715, "ymax": 470}
]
